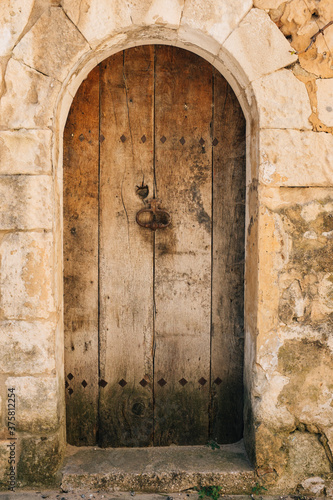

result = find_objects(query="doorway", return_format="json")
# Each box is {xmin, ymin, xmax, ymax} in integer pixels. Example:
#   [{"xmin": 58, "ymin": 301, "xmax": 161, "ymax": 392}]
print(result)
[{"xmin": 63, "ymin": 45, "xmax": 245, "ymax": 448}]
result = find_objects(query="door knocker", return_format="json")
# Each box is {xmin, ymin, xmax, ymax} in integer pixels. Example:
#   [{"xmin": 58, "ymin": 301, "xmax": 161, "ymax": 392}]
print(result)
[{"xmin": 136, "ymin": 198, "xmax": 171, "ymax": 231}]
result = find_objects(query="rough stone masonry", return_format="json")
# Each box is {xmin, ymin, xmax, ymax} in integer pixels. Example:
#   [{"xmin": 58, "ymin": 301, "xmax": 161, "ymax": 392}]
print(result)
[{"xmin": 0, "ymin": 0, "xmax": 333, "ymax": 496}]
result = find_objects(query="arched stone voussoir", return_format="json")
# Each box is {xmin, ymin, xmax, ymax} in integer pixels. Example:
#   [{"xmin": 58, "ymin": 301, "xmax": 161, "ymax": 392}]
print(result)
[
  {"xmin": 179, "ymin": 0, "xmax": 252, "ymax": 50},
  {"xmin": 55, "ymin": 24, "xmax": 255, "ymax": 136},
  {"xmin": 92, "ymin": 26, "xmax": 179, "ymax": 64},
  {"xmin": 222, "ymin": 8, "xmax": 297, "ymax": 89},
  {"xmin": 127, "ymin": 0, "xmax": 185, "ymax": 31},
  {"xmin": 62, "ymin": 0, "xmax": 131, "ymax": 49},
  {"xmin": 62, "ymin": 0, "xmax": 186, "ymax": 50},
  {"xmin": 12, "ymin": 7, "xmax": 89, "ymax": 83}
]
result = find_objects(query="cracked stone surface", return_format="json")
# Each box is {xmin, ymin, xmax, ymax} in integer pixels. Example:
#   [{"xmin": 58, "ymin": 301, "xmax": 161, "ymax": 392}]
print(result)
[
  {"xmin": 0, "ymin": 493, "xmax": 327, "ymax": 500},
  {"xmin": 61, "ymin": 442, "xmax": 254, "ymax": 494}
]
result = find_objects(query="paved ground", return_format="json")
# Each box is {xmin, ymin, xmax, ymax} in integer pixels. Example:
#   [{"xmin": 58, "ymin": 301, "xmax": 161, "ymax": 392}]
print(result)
[
  {"xmin": 0, "ymin": 443, "xmax": 322, "ymax": 499},
  {"xmin": 0, "ymin": 491, "xmax": 322, "ymax": 500}
]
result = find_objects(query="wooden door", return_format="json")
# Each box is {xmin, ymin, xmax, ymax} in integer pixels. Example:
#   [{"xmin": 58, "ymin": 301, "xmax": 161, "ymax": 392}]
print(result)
[{"xmin": 64, "ymin": 45, "xmax": 246, "ymax": 448}]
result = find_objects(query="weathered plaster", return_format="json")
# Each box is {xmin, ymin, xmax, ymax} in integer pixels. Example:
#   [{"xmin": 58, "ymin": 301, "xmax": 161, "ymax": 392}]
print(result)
[{"xmin": 256, "ymin": 0, "xmax": 333, "ymax": 135}]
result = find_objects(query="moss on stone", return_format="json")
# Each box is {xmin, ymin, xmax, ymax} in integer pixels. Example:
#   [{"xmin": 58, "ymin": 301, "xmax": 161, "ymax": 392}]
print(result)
[{"xmin": 17, "ymin": 433, "xmax": 65, "ymax": 487}]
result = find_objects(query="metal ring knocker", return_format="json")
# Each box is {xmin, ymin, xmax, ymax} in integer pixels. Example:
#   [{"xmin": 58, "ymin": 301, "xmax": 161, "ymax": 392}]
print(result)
[{"xmin": 136, "ymin": 198, "xmax": 171, "ymax": 231}]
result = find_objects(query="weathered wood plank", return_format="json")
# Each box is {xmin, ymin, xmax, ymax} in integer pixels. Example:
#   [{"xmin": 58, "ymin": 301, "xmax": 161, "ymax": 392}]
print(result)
[
  {"xmin": 64, "ymin": 46, "xmax": 245, "ymax": 448},
  {"xmin": 210, "ymin": 71, "xmax": 246, "ymax": 443},
  {"xmin": 153, "ymin": 46, "xmax": 213, "ymax": 445},
  {"xmin": 63, "ymin": 66, "xmax": 100, "ymax": 445},
  {"xmin": 99, "ymin": 47, "xmax": 155, "ymax": 447}
]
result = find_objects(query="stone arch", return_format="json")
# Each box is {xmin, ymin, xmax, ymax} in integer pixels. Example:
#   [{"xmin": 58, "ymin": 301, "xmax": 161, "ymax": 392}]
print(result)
[
  {"xmin": 53, "ymin": 25, "xmax": 260, "ymax": 457},
  {"xmin": 2, "ymin": 0, "xmax": 330, "ymax": 491}
]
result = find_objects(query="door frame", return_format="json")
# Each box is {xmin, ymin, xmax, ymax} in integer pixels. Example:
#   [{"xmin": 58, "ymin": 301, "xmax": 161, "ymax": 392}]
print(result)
[{"xmin": 55, "ymin": 31, "xmax": 259, "ymax": 464}]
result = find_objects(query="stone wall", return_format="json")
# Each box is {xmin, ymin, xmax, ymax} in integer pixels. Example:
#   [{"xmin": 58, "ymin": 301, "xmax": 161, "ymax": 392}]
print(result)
[{"xmin": 0, "ymin": 0, "xmax": 332, "ymax": 494}]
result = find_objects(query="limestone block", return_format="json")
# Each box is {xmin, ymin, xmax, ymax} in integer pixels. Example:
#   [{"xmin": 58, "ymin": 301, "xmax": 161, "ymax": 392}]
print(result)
[
  {"xmin": 18, "ymin": 431, "xmax": 65, "ymax": 486},
  {"xmin": 5, "ymin": 376, "xmax": 59, "ymax": 433},
  {"xmin": 328, "ymin": 483, "xmax": 333, "ymax": 499},
  {"xmin": 0, "ymin": 232, "xmax": 55, "ymax": 319},
  {"xmin": 93, "ymin": 26, "xmax": 178, "ymax": 64},
  {"xmin": 255, "ymin": 424, "xmax": 287, "ymax": 477},
  {"xmin": 271, "ymin": 0, "xmax": 333, "ymax": 78},
  {"xmin": 180, "ymin": 0, "xmax": 252, "ymax": 46},
  {"xmin": 300, "ymin": 477, "xmax": 326, "ymax": 496},
  {"xmin": 286, "ymin": 432, "xmax": 331, "ymax": 479},
  {"xmin": 253, "ymin": 368, "xmax": 295, "ymax": 430},
  {"xmin": 317, "ymin": 78, "xmax": 333, "ymax": 127},
  {"xmin": 126, "ymin": 26, "xmax": 178, "ymax": 46},
  {"xmin": 0, "ymin": 440, "xmax": 12, "ymax": 487},
  {"xmin": 0, "ymin": 57, "xmax": 5, "ymax": 96},
  {"xmin": 13, "ymin": 8, "xmax": 89, "ymax": 82},
  {"xmin": 0, "ymin": 58, "xmax": 60, "ymax": 129},
  {"xmin": 257, "ymin": 206, "xmax": 288, "ymax": 334},
  {"xmin": 0, "ymin": 130, "xmax": 52, "ymax": 175},
  {"xmin": 0, "ymin": 175, "xmax": 53, "ymax": 230},
  {"xmin": 62, "ymin": 0, "xmax": 132, "ymax": 49},
  {"xmin": 177, "ymin": 26, "xmax": 220, "ymax": 56},
  {"xmin": 252, "ymin": 69, "xmax": 312, "ymax": 129},
  {"xmin": 260, "ymin": 187, "xmax": 333, "ymax": 230},
  {"xmin": 254, "ymin": 0, "xmax": 286, "ymax": 8},
  {"xmin": 0, "ymin": 0, "xmax": 34, "ymax": 57},
  {"xmin": 0, "ymin": 320, "xmax": 56, "ymax": 374},
  {"xmin": 259, "ymin": 129, "xmax": 333, "ymax": 186},
  {"xmin": 278, "ymin": 339, "xmax": 333, "ymax": 428},
  {"xmin": 258, "ymin": 186, "xmax": 333, "ymax": 336},
  {"xmin": 222, "ymin": 9, "xmax": 297, "ymax": 83},
  {"xmin": 127, "ymin": 0, "xmax": 184, "ymax": 29}
]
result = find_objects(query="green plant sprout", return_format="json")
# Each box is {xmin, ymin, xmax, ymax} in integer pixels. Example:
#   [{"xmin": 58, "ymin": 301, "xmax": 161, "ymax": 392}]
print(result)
[
  {"xmin": 195, "ymin": 485, "xmax": 222, "ymax": 500},
  {"xmin": 251, "ymin": 482, "xmax": 268, "ymax": 495},
  {"xmin": 206, "ymin": 440, "xmax": 220, "ymax": 450}
]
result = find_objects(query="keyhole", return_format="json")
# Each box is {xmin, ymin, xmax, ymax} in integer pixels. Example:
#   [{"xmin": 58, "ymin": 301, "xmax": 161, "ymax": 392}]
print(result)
[{"xmin": 136, "ymin": 184, "xmax": 149, "ymax": 199}]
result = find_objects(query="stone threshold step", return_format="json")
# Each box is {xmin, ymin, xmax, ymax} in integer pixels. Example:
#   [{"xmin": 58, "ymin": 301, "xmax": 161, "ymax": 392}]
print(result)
[{"xmin": 61, "ymin": 440, "xmax": 255, "ymax": 495}]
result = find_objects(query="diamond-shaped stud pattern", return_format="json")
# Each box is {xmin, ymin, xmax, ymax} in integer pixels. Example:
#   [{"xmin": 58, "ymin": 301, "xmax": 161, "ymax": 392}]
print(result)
[
  {"xmin": 120, "ymin": 135, "xmax": 126, "ymax": 143},
  {"xmin": 212, "ymin": 138, "xmax": 219, "ymax": 146},
  {"xmin": 67, "ymin": 373, "xmax": 74, "ymax": 380},
  {"xmin": 199, "ymin": 138, "xmax": 205, "ymax": 146},
  {"xmin": 118, "ymin": 379, "xmax": 127, "ymax": 387},
  {"xmin": 65, "ymin": 381, "xmax": 69, "ymax": 388},
  {"xmin": 139, "ymin": 379, "xmax": 148, "ymax": 387},
  {"xmin": 179, "ymin": 137, "xmax": 185, "ymax": 145},
  {"xmin": 158, "ymin": 378, "xmax": 167, "ymax": 387},
  {"xmin": 214, "ymin": 377, "xmax": 222, "ymax": 386},
  {"xmin": 141, "ymin": 135, "xmax": 146, "ymax": 143},
  {"xmin": 160, "ymin": 136, "xmax": 166, "ymax": 144},
  {"xmin": 198, "ymin": 377, "xmax": 207, "ymax": 386},
  {"xmin": 99, "ymin": 379, "xmax": 108, "ymax": 388},
  {"xmin": 68, "ymin": 388, "xmax": 73, "ymax": 395},
  {"xmin": 81, "ymin": 380, "xmax": 88, "ymax": 388},
  {"xmin": 179, "ymin": 378, "xmax": 188, "ymax": 386}
]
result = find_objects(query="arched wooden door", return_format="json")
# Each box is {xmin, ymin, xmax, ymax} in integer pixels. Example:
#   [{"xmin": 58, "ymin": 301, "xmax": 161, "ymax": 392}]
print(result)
[{"xmin": 64, "ymin": 45, "xmax": 245, "ymax": 448}]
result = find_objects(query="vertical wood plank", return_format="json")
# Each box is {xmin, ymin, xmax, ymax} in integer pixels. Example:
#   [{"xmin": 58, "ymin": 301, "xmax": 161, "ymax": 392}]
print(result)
[
  {"xmin": 210, "ymin": 72, "xmax": 246, "ymax": 443},
  {"xmin": 99, "ymin": 47, "xmax": 155, "ymax": 447},
  {"xmin": 63, "ymin": 66, "xmax": 100, "ymax": 445},
  {"xmin": 153, "ymin": 46, "xmax": 213, "ymax": 445}
]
